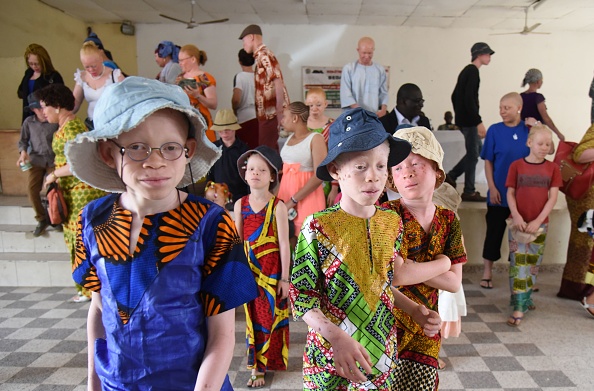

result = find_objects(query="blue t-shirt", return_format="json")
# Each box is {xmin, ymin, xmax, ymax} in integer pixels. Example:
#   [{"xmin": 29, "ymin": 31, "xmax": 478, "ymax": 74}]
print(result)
[{"xmin": 480, "ymin": 121, "xmax": 530, "ymax": 207}]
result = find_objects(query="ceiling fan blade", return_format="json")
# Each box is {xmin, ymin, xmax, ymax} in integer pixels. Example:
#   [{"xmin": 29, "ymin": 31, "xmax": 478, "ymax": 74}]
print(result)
[
  {"xmin": 489, "ymin": 31, "xmax": 522, "ymax": 35},
  {"xmin": 197, "ymin": 18, "xmax": 229, "ymax": 25},
  {"xmin": 160, "ymin": 14, "xmax": 188, "ymax": 24},
  {"xmin": 526, "ymin": 22, "xmax": 541, "ymax": 32}
]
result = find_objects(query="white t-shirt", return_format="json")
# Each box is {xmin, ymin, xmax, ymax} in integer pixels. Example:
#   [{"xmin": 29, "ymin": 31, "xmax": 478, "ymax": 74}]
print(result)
[{"xmin": 233, "ymin": 71, "xmax": 256, "ymax": 124}]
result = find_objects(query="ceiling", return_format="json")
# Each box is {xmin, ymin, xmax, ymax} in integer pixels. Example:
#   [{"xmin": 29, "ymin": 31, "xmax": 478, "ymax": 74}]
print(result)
[{"xmin": 39, "ymin": 0, "xmax": 594, "ymax": 33}]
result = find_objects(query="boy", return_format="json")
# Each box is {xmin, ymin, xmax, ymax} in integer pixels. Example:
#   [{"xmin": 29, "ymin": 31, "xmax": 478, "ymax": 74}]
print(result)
[
  {"xmin": 17, "ymin": 93, "xmax": 58, "ymax": 236},
  {"xmin": 206, "ymin": 109, "xmax": 249, "ymax": 204},
  {"xmin": 289, "ymin": 108, "xmax": 450, "ymax": 390},
  {"xmin": 65, "ymin": 77, "xmax": 258, "ymax": 390}
]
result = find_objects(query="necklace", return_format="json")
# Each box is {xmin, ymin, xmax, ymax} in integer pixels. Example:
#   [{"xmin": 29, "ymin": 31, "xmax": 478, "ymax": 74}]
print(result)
[{"xmin": 90, "ymin": 65, "xmax": 105, "ymax": 80}]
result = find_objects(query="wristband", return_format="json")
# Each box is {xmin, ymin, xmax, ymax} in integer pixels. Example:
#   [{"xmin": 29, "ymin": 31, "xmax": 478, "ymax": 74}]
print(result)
[{"xmin": 290, "ymin": 196, "xmax": 298, "ymax": 204}]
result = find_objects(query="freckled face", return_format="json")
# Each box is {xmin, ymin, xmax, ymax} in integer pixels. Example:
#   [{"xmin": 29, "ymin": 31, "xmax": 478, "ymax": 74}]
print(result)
[
  {"xmin": 244, "ymin": 153, "xmax": 274, "ymax": 191},
  {"xmin": 305, "ymin": 92, "xmax": 327, "ymax": 120},
  {"xmin": 391, "ymin": 153, "xmax": 439, "ymax": 201}
]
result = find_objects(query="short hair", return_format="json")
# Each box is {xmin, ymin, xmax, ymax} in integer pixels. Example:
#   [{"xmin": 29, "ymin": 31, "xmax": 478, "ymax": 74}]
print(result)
[
  {"xmin": 238, "ymin": 49, "xmax": 254, "ymax": 67},
  {"xmin": 181, "ymin": 44, "xmax": 207, "ymax": 65},
  {"xmin": 288, "ymin": 102, "xmax": 309, "ymax": 123},
  {"xmin": 396, "ymin": 83, "xmax": 421, "ymax": 103},
  {"xmin": 528, "ymin": 124, "xmax": 552, "ymax": 141},
  {"xmin": 500, "ymin": 92, "xmax": 522, "ymax": 107},
  {"xmin": 306, "ymin": 87, "xmax": 326, "ymax": 100},
  {"xmin": 36, "ymin": 84, "xmax": 75, "ymax": 111},
  {"xmin": 24, "ymin": 43, "xmax": 56, "ymax": 75}
]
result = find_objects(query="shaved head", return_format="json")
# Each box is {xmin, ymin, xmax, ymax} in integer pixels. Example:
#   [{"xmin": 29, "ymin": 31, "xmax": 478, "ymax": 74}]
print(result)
[
  {"xmin": 356, "ymin": 37, "xmax": 375, "ymax": 66},
  {"xmin": 500, "ymin": 92, "xmax": 522, "ymax": 107}
]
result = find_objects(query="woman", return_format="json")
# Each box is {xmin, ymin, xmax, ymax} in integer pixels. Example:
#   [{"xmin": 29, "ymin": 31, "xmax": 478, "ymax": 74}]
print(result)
[
  {"xmin": 73, "ymin": 41, "xmax": 125, "ymax": 129},
  {"xmin": 520, "ymin": 68, "xmax": 565, "ymax": 141},
  {"xmin": 277, "ymin": 102, "xmax": 327, "ymax": 248},
  {"xmin": 36, "ymin": 84, "xmax": 105, "ymax": 302},
  {"xmin": 177, "ymin": 44, "xmax": 218, "ymax": 141},
  {"xmin": 559, "ymin": 124, "xmax": 594, "ymax": 301},
  {"xmin": 17, "ymin": 44, "xmax": 64, "ymax": 123},
  {"xmin": 154, "ymin": 40, "xmax": 182, "ymax": 85}
]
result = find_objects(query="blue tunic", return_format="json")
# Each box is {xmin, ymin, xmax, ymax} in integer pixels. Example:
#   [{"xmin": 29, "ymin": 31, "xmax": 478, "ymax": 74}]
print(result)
[{"xmin": 73, "ymin": 193, "xmax": 258, "ymax": 390}]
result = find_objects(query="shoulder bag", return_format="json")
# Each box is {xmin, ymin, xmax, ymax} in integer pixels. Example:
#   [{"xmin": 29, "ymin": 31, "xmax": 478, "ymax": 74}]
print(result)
[{"xmin": 553, "ymin": 140, "xmax": 594, "ymax": 200}]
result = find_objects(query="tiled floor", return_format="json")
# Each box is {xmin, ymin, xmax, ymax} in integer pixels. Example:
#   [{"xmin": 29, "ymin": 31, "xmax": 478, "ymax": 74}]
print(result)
[{"xmin": 0, "ymin": 271, "xmax": 592, "ymax": 390}]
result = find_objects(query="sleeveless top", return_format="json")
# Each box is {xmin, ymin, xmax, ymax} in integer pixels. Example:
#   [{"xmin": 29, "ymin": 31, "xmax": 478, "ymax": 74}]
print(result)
[
  {"xmin": 280, "ymin": 132, "xmax": 318, "ymax": 171},
  {"xmin": 74, "ymin": 68, "xmax": 122, "ymax": 119}
]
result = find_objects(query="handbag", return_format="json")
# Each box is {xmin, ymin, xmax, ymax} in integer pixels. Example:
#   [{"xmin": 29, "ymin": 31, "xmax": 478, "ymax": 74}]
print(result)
[
  {"xmin": 553, "ymin": 140, "xmax": 594, "ymax": 200},
  {"xmin": 46, "ymin": 182, "xmax": 68, "ymax": 225}
]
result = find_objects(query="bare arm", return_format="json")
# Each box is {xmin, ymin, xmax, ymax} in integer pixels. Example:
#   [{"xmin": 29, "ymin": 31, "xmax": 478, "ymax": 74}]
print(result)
[
  {"xmin": 391, "ymin": 288, "xmax": 441, "ymax": 337},
  {"xmin": 301, "ymin": 308, "xmax": 372, "ymax": 383},
  {"xmin": 575, "ymin": 148, "xmax": 594, "ymax": 164},
  {"xmin": 43, "ymin": 163, "xmax": 73, "ymax": 188},
  {"xmin": 285, "ymin": 134, "xmax": 327, "ymax": 210},
  {"xmin": 194, "ymin": 309, "xmax": 235, "ymax": 390},
  {"xmin": 484, "ymin": 160, "xmax": 501, "ymax": 205},
  {"xmin": 233, "ymin": 199, "xmax": 243, "ymax": 237},
  {"xmin": 537, "ymin": 101, "xmax": 564, "ymax": 141},
  {"xmin": 526, "ymin": 187, "xmax": 559, "ymax": 234},
  {"xmin": 231, "ymin": 88, "xmax": 242, "ymax": 114},
  {"xmin": 274, "ymin": 78, "xmax": 285, "ymax": 126},
  {"xmin": 275, "ymin": 202, "xmax": 291, "ymax": 299},
  {"xmin": 87, "ymin": 291, "xmax": 104, "ymax": 391},
  {"xmin": 424, "ymin": 262, "xmax": 463, "ymax": 293},
  {"xmin": 507, "ymin": 187, "xmax": 526, "ymax": 232},
  {"xmin": 72, "ymin": 83, "xmax": 84, "ymax": 115},
  {"xmin": 201, "ymin": 84, "xmax": 218, "ymax": 110},
  {"xmin": 391, "ymin": 253, "xmax": 451, "ymax": 286}
]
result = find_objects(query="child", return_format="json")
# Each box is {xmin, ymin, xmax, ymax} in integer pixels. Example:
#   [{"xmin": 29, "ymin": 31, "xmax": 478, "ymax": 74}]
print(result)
[
  {"xmin": 206, "ymin": 108, "xmax": 249, "ymax": 203},
  {"xmin": 506, "ymin": 124, "xmax": 562, "ymax": 326},
  {"xmin": 65, "ymin": 77, "xmax": 258, "ymax": 390},
  {"xmin": 290, "ymin": 108, "xmax": 450, "ymax": 390},
  {"xmin": 17, "ymin": 92, "xmax": 59, "ymax": 236},
  {"xmin": 305, "ymin": 87, "xmax": 334, "ymax": 143},
  {"xmin": 383, "ymin": 126, "xmax": 467, "ymax": 389},
  {"xmin": 234, "ymin": 145, "xmax": 291, "ymax": 388}
]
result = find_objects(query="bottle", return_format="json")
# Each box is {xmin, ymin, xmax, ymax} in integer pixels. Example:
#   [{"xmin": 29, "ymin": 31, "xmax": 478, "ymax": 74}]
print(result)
[{"xmin": 20, "ymin": 161, "xmax": 32, "ymax": 171}]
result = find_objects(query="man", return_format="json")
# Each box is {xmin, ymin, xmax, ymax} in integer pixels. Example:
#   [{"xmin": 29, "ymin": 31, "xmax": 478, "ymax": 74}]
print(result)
[
  {"xmin": 239, "ymin": 24, "xmax": 290, "ymax": 152},
  {"xmin": 340, "ymin": 36, "xmax": 388, "ymax": 117},
  {"xmin": 380, "ymin": 83, "xmax": 431, "ymax": 133},
  {"xmin": 437, "ymin": 111, "xmax": 459, "ymax": 130},
  {"xmin": 446, "ymin": 42, "xmax": 494, "ymax": 202}
]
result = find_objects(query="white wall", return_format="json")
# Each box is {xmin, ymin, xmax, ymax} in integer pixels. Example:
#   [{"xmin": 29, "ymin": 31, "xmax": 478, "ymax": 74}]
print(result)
[{"xmin": 136, "ymin": 23, "xmax": 594, "ymax": 141}]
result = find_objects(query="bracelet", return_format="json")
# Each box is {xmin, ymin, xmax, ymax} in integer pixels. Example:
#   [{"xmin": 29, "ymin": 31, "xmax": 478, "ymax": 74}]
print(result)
[
  {"xmin": 280, "ymin": 278, "xmax": 290, "ymax": 283},
  {"xmin": 290, "ymin": 196, "xmax": 298, "ymax": 204}
]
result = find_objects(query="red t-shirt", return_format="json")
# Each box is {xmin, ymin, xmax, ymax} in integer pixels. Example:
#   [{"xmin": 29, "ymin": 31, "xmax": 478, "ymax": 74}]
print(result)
[{"xmin": 506, "ymin": 158, "xmax": 562, "ymax": 223}]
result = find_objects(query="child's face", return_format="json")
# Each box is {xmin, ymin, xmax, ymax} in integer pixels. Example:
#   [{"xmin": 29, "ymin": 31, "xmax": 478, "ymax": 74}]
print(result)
[
  {"xmin": 99, "ymin": 109, "xmax": 197, "ymax": 201},
  {"xmin": 81, "ymin": 53, "xmax": 104, "ymax": 79},
  {"xmin": 305, "ymin": 92, "xmax": 328, "ymax": 119},
  {"xmin": 244, "ymin": 154, "xmax": 274, "ymax": 191},
  {"xmin": 391, "ymin": 153, "xmax": 439, "ymax": 201},
  {"xmin": 330, "ymin": 142, "xmax": 389, "ymax": 209},
  {"xmin": 32, "ymin": 107, "xmax": 47, "ymax": 122},
  {"xmin": 528, "ymin": 131, "xmax": 552, "ymax": 160}
]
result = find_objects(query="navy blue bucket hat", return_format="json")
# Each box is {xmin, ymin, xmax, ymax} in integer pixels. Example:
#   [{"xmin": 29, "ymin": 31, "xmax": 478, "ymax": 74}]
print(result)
[{"xmin": 316, "ymin": 108, "xmax": 411, "ymax": 181}]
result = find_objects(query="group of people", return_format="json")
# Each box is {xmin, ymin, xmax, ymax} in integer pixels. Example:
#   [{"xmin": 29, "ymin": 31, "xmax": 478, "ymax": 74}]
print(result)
[{"xmin": 14, "ymin": 25, "xmax": 594, "ymax": 391}]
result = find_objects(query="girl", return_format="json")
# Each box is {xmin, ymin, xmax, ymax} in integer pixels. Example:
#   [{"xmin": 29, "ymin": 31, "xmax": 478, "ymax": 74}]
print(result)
[
  {"xmin": 305, "ymin": 87, "xmax": 334, "ymax": 142},
  {"xmin": 277, "ymin": 102, "xmax": 327, "ymax": 245},
  {"xmin": 384, "ymin": 126, "xmax": 467, "ymax": 390},
  {"xmin": 506, "ymin": 125, "xmax": 562, "ymax": 326},
  {"xmin": 234, "ymin": 146, "xmax": 291, "ymax": 388}
]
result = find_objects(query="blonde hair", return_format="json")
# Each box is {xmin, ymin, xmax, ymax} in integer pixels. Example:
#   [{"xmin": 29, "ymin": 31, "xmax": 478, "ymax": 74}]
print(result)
[
  {"xmin": 500, "ymin": 92, "xmax": 522, "ymax": 107},
  {"xmin": 24, "ymin": 43, "xmax": 56, "ymax": 74},
  {"xmin": 306, "ymin": 87, "xmax": 326, "ymax": 100},
  {"xmin": 80, "ymin": 41, "xmax": 103, "ymax": 59},
  {"xmin": 180, "ymin": 44, "xmax": 207, "ymax": 65},
  {"xmin": 528, "ymin": 124, "xmax": 553, "ymax": 141}
]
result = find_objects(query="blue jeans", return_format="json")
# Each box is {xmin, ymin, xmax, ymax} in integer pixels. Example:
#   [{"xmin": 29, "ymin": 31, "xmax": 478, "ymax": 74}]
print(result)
[{"xmin": 448, "ymin": 126, "xmax": 482, "ymax": 194}]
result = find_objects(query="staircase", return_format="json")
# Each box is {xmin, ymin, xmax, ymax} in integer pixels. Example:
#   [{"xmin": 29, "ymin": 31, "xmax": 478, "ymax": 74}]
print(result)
[{"xmin": 0, "ymin": 195, "xmax": 71, "ymax": 286}]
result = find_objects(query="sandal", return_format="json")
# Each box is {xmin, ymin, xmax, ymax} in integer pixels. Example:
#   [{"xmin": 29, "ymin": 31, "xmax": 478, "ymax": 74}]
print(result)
[
  {"xmin": 247, "ymin": 374, "xmax": 265, "ymax": 388},
  {"xmin": 438, "ymin": 358, "xmax": 446, "ymax": 370},
  {"xmin": 582, "ymin": 297, "xmax": 594, "ymax": 318},
  {"xmin": 480, "ymin": 279, "xmax": 493, "ymax": 289},
  {"xmin": 507, "ymin": 314, "xmax": 523, "ymax": 327}
]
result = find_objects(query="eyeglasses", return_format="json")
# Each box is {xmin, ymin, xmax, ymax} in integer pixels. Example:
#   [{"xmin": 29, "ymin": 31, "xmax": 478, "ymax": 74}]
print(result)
[
  {"xmin": 407, "ymin": 97, "xmax": 425, "ymax": 105},
  {"xmin": 111, "ymin": 140, "xmax": 186, "ymax": 162}
]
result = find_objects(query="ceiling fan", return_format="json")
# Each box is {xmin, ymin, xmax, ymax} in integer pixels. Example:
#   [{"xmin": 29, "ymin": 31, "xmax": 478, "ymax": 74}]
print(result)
[
  {"xmin": 160, "ymin": 0, "xmax": 229, "ymax": 29},
  {"xmin": 491, "ymin": 0, "xmax": 550, "ymax": 35}
]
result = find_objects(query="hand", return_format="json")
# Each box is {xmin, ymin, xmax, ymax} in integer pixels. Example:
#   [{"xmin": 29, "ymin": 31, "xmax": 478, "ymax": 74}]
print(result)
[
  {"xmin": 525, "ymin": 220, "xmax": 542, "ymax": 234},
  {"xmin": 410, "ymin": 304, "xmax": 442, "ymax": 337},
  {"xmin": 477, "ymin": 123, "xmax": 487, "ymax": 138},
  {"xmin": 376, "ymin": 108, "xmax": 387, "ymax": 118},
  {"xmin": 43, "ymin": 172, "xmax": 57, "ymax": 189},
  {"xmin": 184, "ymin": 85, "xmax": 201, "ymax": 99},
  {"xmin": 525, "ymin": 117, "xmax": 539, "ymax": 127},
  {"xmin": 327, "ymin": 185, "xmax": 339, "ymax": 207},
  {"xmin": 16, "ymin": 152, "xmax": 29, "ymax": 167},
  {"xmin": 512, "ymin": 216, "xmax": 527, "ymax": 232},
  {"xmin": 489, "ymin": 187, "xmax": 501, "ymax": 205},
  {"xmin": 286, "ymin": 199, "xmax": 296, "ymax": 210},
  {"xmin": 277, "ymin": 280, "xmax": 290, "ymax": 300},
  {"xmin": 331, "ymin": 332, "xmax": 373, "ymax": 383},
  {"xmin": 557, "ymin": 133, "xmax": 566, "ymax": 142}
]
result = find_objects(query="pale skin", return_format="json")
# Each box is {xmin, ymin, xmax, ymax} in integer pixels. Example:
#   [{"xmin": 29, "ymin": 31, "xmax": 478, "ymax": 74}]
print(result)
[
  {"xmin": 86, "ymin": 110, "xmax": 234, "ymax": 391},
  {"xmin": 300, "ymin": 144, "xmax": 443, "ymax": 383},
  {"xmin": 523, "ymin": 78, "xmax": 565, "ymax": 141},
  {"xmin": 482, "ymin": 95, "xmax": 538, "ymax": 285},
  {"xmin": 177, "ymin": 50, "xmax": 218, "ymax": 110},
  {"xmin": 348, "ymin": 37, "xmax": 387, "ymax": 117},
  {"xmin": 73, "ymin": 51, "xmax": 125, "ymax": 115},
  {"xmin": 242, "ymin": 33, "xmax": 285, "ymax": 128},
  {"xmin": 233, "ymin": 153, "xmax": 291, "ymax": 387},
  {"xmin": 506, "ymin": 129, "xmax": 559, "ymax": 323}
]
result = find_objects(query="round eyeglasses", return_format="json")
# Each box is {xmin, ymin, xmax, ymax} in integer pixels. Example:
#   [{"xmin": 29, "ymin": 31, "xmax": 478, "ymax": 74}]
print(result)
[{"xmin": 110, "ymin": 140, "xmax": 187, "ymax": 162}]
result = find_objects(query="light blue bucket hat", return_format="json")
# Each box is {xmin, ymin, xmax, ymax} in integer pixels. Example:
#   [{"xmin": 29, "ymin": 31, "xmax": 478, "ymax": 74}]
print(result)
[{"xmin": 65, "ymin": 76, "xmax": 221, "ymax": 193}]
